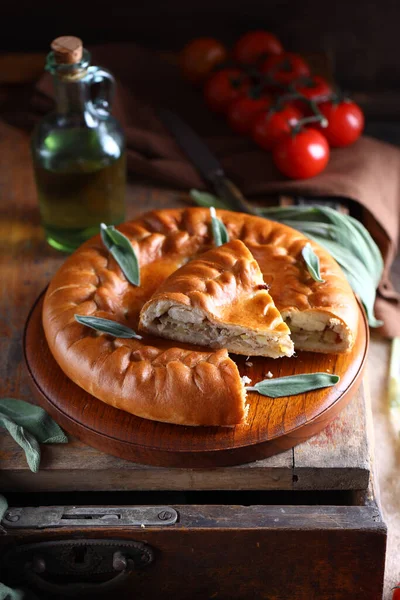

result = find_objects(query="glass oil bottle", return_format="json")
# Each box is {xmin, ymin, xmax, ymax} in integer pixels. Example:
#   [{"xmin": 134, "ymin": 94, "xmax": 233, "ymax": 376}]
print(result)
[{"xmin": 31, "ymin": 36, "xmax": 126, "ymax": 252}]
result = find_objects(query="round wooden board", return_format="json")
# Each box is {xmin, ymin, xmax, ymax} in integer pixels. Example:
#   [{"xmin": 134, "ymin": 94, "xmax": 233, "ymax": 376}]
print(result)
[{"xmin": 24, "ymin": 293, "xmax": 368, "ymax": 467}]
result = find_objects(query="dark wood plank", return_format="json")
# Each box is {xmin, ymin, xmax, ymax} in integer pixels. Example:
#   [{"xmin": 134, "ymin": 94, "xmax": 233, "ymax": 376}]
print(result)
[
  {"xmin": 293, "ymin": 383, "xmax": 370, "ymax": 490},
  {"xmin": 0, "ymin": 383, "xmax": 370, "ymax": 492},
  {"xmin": 0, "ymin": 505, "xmax": 386, "ymax": 600}
]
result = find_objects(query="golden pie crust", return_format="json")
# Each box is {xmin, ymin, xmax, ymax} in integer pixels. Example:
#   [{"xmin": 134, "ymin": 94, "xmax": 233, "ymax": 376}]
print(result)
[
  {"xmin": 42, "ymin": 208, "xmax": 359, "ymax": 427},
  {"xmin": 139, "ymin": 239, "xmax": 294, "ymax": 358}
]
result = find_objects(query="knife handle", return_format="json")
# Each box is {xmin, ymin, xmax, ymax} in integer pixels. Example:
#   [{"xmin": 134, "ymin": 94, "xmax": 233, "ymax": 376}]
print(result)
[{"xmin": 210, "ymin": 175, "xmax": 257, "ymax": 215}]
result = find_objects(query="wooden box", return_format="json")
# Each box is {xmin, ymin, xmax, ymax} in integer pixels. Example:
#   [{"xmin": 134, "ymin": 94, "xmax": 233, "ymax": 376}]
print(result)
[
  {"xmin": 0, "ymin": 382, "xmax": 387, "ymax": 599},
  {"xmin": 0, "ymin": 123, "xmax": 387, "ymax": 597}
]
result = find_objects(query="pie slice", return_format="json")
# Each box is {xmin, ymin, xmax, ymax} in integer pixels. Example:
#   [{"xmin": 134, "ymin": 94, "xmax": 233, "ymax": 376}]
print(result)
[{"xmin": 139, "ymin": 239, "xmax": 294, "ymax": 358}]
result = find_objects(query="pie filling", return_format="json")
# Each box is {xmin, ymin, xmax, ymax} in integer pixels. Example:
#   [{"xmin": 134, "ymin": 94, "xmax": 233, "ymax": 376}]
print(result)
[
  {"xmin": 144, "ymin": 304, "xmax": 348, "ymax": 358},
  {"xmin": 150, "ymin": 305, "xmax": 294, "ymax": 358},
  {"xmin": 283, "ymin": 313, "xmax": 347, "ymax": 351}
]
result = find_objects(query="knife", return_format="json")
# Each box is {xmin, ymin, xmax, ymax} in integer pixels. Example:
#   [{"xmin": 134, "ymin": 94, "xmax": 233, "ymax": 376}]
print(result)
[
  {"xmin": 158, "ymin": 108, "xmax": 256, "ymax": 215},
  {"xmin": 159, "ymin": 108, "xmax": 348, "ymax": 216}
]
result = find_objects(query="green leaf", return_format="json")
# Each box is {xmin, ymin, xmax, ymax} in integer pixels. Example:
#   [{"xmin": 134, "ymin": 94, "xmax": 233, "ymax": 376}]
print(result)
[
  {"xmin": 301, "ymin": 243, "xmax": 325, "ymax": 283},
  {"xmin": 259, "ymin": 205, "xmax": 383, "ymax": 286},
  {"xmin": 0, "ymin": 399, "xmax": 67, "ymax": 444},
  {"xmin": 191, "ymin": 196, "xmax": 385, "ymax": 329},
  {"xmin": 210, "ymin": 207, "xmax": 229, "ymax": 246},
  {"xmin": 0, "ymin": 494, "xmax": 8, "ymax": 521},
  {"xmin": 246, "ymin": 373, "xmax": 340, "ymax": 398},
  {"xmin": 317, "ymin": 207, "xmax": 383, "ymax": 286},
  {"xmin": 190, "ymin": 189, "xmax": 230, "ymax": 210},
  {"xmin": 100, "ymin": 223, "xmax": 140, "ymax": 286},
  {"xmin": 0, "ymin": 398, "xmax": 68, "ymax": 473},
  {"xmin": 0, "ymin": 582, "xmax": 25, "ymax": 600},
  {"xmin": 257, "ymin": 205, "xmax": 383, "ymax": 328},
  {"xmin": 306, "ymin": 235, "xmax": 383, "ymax": 327},
  {"xmin": 75, "ymin": 315, "xmax": 142, "ymax": 339}
]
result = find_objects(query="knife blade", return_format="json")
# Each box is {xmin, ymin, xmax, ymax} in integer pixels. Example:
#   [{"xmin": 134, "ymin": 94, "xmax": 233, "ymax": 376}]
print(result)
[{"xmin": 158, "ymin": 108, "xmax": 256, "ymax": 215}]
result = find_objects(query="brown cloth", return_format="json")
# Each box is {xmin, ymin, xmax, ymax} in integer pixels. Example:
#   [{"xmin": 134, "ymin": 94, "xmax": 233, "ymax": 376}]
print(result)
[{"xmin": 32, "ymin": 43, "xmax": 400, "ymax": 337}]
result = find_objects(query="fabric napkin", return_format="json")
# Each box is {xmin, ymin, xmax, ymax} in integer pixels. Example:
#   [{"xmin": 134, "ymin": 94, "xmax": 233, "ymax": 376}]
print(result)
[
  {"xmin": 29, "ymin": 42, "xmax": 400, "ymax": 336},
  {"xmin": 0, "ymin": 398, "xmax": 68, "ymax": 472}
]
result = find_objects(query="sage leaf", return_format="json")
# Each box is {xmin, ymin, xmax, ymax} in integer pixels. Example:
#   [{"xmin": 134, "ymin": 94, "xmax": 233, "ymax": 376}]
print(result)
[
  {"xmin": 306, "ymin": 235, "xmax": 383, "ymax": 327},
  {"xmin": 0, "ymin": 399, "xmax": 68, "ymax": 473},
  {"xmin": 302, "ymin": 243, "xmax": 325, "ymax": 283},
  {"xmin": 190, "ymin": 190, "xmax": 230, "ymax": 210},
  {"xmin": 238, "ymin": 204, "xmax": 383, "ymax": 328},
  {"xmin": 210, "ymin": 207, "xmax": 229, "ymax": 246},
  {"xmin": 246, "ymin": 373, "xmax": 340, "ymax": 398},
  {"xmin": 100, "ymin": 223, "xmax": 140, "ymax": 286},
  {"xmin": 75, "ymin": 315, "xmax": 142, "ymax": 339},
  {"xmin": 192, "ymin": 194, "xmax": 385, "ymax": 328}
]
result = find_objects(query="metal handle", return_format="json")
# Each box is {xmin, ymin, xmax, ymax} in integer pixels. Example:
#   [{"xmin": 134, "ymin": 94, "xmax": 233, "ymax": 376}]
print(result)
[
  {"xmin": 88, "ymin": 66, "xmax": 115, "ymax": 119},
  {"xmin": 24, "ymin": 551, "xmax": 134, "ymax": 597}
]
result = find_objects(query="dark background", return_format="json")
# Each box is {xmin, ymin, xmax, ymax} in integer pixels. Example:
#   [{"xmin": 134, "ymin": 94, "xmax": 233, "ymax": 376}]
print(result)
[{"xmin": 2, "ymin": 0, "xmax": 400, "ymax": 92}]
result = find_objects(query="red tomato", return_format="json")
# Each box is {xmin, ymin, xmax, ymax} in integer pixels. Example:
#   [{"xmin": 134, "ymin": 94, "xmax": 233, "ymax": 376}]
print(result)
[
  {"xmin": 273, "ymin": 128, "xmax": 330, "ymax": 179},
  {"xmin": 316, "ymin": 100, "xmax": 364, "ymax": 147},
  {"xmin": 227, "ymin": 94, "xmax": 273, "ymax": 134},
  {"xmin": 204, "ymin": 69, "xmax": 249, "ymax": 113},
  {"xmin": 293, "ymin": 75, "xmax": 332, "ymax": 113},
  {"xmin": 233, "ymin": 31, "xmax": 283, "ymax": 64},
  {"xmin": 393, "ymin": 584, "xmax": 400, "ymax": 600},
  {"xmin": 251, "ymin": 104, "xmax": 303, "ymax": 150},
  {"xmin": 295, "ymin": 76, "xmax": 332, "ymax": 100},
  {"xmin": 261, "ymin": 52, "xmax": 310, "ymax": 85},
  {"xmin": 180, "ymin": 38, "xmax": 228, "ymax": 85}
]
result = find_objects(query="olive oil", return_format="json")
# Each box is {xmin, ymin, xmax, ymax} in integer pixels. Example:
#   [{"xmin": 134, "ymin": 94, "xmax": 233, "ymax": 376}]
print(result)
[
  {"xmin": 34, "ymin": 152, "xmax": 126, "ymax": 252},
  {"xmin": 31, "ymin": 36, "xmax": 126, "ymax": 252}
]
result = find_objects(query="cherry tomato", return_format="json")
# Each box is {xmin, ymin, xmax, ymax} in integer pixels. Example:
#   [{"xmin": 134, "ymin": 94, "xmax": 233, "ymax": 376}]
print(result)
[
  {"xmin": 204, "ymin": 69, "xmax": 249, "ymax": 114},
  {"xmin": 233, "ymin": 31, "xmax": 283, "ymax": 64},
  {"xmin": 273, "ymin": 128, "xmax": 330, "ymax": 179},
  {"xmin": 392, "ymin": 584, "xmax": 400, "ymax": 600},
  {"xmin": 316, "ymin": 99, "xmax": 364, "ymax": 147},
  {"xmin": 227, "ymin": 94, "xmax": 273, "ymax": 134},
  {"xmin": 295, "ymin": 75, "xmax": 332, "ymax": 100},
  {"xmin": 251, "ymin": 104, "xmax": 303, "ymax": 150},
  {"xmin": 261, "ymin": 52, "xmax": 310, "ymax": 85},
  {"xmin": 293, "ymin": 75, "xmax": 332, "ymax": 113},
  {"xmin": 180, "ymin": 38, "xmax": 228, "ymax": 85}
]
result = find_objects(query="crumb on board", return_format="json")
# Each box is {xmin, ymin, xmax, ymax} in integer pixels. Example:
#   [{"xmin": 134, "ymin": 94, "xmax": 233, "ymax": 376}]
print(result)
[
  {"xmin": 242, "ymin": 375, "xmax": 252, "ymax": 385},
  {"xmin": 264, "ymin": 371, "xmax": 273, "ymax": 379},
  {"xmin": 245, "ymin": 361, "xmax": 253, "ymax": 367}
]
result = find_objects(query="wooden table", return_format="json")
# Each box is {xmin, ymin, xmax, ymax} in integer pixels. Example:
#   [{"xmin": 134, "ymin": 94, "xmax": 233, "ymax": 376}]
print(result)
[{"xmin": 0, "ymin": 120, "xmax": 387, "ymax": 599}]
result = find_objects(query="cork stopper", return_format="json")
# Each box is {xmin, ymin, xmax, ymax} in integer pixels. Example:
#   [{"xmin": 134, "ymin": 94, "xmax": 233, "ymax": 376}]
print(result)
[{"xmin": 51, "ymin": 36, "xmax": 83, "ymax": 64}]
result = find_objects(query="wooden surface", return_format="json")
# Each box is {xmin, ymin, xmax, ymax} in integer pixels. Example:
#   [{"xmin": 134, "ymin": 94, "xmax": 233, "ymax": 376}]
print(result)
[
  {"xmin": 0, "ymin": 52, "xmax": 393, "ymax": 599},
  {"xmin": 0, "ymin": 505, "xmax": 386, "ymax": 600},
  {"xmin": 24, "ymin": 291, "xmax": 368, "ymax": 467},
  {"xmin": 0, "ymin": 382, "xmax": 370, "ymax": 492},
  {"xmin": 0, "ymin": 118, "xmax": 370, "ymax": 482}
]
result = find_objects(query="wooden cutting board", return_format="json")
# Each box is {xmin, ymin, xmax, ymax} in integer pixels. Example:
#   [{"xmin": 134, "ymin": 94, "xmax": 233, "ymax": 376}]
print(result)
[{"xmin": 24, "ymin": 293, "xmax": 368, "ymax": 467}]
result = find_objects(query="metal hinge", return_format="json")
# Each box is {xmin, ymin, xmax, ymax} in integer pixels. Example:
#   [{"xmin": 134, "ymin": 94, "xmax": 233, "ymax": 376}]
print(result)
[{"xmin": 2, "ymin": 506, "xmax": 178, "ymax": 529}]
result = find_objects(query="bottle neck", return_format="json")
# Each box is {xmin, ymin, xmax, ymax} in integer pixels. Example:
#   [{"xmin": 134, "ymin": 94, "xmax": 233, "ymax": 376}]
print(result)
[{"xmin": 53, "ymin": 72, "xmax": 89, "ymax": 114}]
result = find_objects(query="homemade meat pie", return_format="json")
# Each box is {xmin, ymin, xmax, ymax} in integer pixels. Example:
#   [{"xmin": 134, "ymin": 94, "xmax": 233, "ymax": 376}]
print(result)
[
  {"xmin": 42, "ymin": 208, "xmax": 359, "ymax": 427},
  {"xmin": 140, "ymin": 239, "xmax": 294, "ymax": 358}
]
